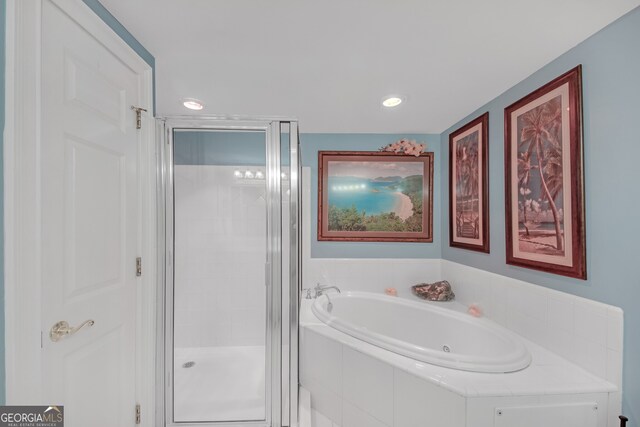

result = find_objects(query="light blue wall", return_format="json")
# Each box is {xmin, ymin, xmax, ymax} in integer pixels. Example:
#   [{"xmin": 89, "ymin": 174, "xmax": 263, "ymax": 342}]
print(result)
[
  {"xmin": 81, "ymin": 0, "xmax": 154, "ymax": 68},
  {"xmin": 174, "ymin": 130, "xmax": 290, "ymax": 166},
  {"xmin": 175, "ymin": 131, "xmax": 267, "ymax": 165},
  {"xmin": 0, "ymin": 0, "xmax": 154, "ymax": 405},
  {"xmin": 440, "ymin": 7, "xmax": 640, "ymax": 423},
  {"xmin": 174, "ymin": 132, "xmax": 440, "ymax": 259},
  {"xmin": 301, "ymin": 133, "xmax": 441, "ymax": 259}
]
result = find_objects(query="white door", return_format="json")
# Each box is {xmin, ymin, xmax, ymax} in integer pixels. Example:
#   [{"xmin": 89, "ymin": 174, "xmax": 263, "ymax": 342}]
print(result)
[{"xmin": 38, "ymin": 1, "xmax": 145, "ymax": 425}]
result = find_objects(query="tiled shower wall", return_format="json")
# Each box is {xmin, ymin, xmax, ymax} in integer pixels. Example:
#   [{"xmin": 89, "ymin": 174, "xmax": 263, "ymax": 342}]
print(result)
[{"xmin": 174, "ymin": 165, "xmax": 267, "ymax": 348}]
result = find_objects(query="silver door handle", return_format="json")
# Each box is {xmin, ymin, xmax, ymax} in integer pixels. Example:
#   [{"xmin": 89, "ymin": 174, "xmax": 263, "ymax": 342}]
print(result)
[{"xmin": 49, "ymin": 319, "xmax": 95, "ymax": 342}]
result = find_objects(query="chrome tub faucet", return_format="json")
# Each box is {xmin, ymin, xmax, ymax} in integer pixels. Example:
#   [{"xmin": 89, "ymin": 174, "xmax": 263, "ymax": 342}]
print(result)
[
  {"xmin": 304, "ymin": 283, "xmax": 341, "ymax": 299},
  {"xmin": 303, "ymin": 283, "xmax": 341, "ymax": 311}
]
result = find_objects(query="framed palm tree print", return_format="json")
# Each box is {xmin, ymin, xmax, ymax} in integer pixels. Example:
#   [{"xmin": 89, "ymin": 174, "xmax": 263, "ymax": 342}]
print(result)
[
  {"xmin": 504, "ymin": 65, "xmax": 586, "ymax": 279},
  {"xmin": 449, "ymin": 113, "xmax": 490, "ymax": 253}
]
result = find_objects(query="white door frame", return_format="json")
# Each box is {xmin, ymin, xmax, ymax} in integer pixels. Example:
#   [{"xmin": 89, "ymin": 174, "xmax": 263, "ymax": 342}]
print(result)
[{"xmin": 3, "ymin": 1, "xmax": 156, "ymax": 425}]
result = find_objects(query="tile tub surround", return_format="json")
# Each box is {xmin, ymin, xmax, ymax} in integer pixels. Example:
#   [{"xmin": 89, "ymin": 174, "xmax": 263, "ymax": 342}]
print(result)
[
  {"xmin": 303, "ymin": 258, "xmax": 442, "ymax": 298},
  {"xmin": 303, "ymin": 259, "xmax": 623, "ymax": 387},
  {"xmin": 300, "ymin": 299, "xmax": 618, "ymax": 427},
  {"xmin": 440, "ymin": 261, "xmax": 624, "ymax": 393}
]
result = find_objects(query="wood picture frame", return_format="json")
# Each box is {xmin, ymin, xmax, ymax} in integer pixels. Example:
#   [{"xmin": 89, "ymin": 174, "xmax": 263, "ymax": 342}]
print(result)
[
  {"xmin": 318, "ymin": 151, "xmax": 434, "ymax": 242},
  {"xmin": 504, "ymin": 65, "xmax": 586, "ymax": 279},
  {"xmin": 449, "ymin": 112, "xmax": 490, "ymax": 253}
]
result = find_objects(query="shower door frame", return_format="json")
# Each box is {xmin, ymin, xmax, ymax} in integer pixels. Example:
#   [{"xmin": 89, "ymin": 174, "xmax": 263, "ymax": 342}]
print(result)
[{"xmin": 156, "ymin": 116, "xmax": 301, "ymax": 427}]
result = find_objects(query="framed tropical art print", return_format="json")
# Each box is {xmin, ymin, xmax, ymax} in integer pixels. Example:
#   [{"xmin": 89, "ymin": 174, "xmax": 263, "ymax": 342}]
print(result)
[
  {"xmin": 317, "ymin": 151, "xmax": 434, "ymax": 242},
  {"xmin": 449, "ymin": 112, "xmax": 490, "ymax": 253},
  {"xmin": 504, "ymin": 65, "xmax": 586, "ymax": 279}
]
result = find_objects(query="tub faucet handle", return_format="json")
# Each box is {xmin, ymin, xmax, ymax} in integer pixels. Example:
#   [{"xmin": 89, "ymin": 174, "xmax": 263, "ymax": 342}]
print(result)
[
  {"xmin": 315, "ymin": 283, "xmax": 341, "ymax": 295},
  {"xmin": 303, "ymin": 284, "xmax": 341, "ymax": 299}
]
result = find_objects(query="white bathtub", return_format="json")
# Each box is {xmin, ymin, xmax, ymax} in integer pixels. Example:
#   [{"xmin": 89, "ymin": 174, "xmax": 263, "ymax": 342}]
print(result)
[{"xmin": 311, "ymin": 291, "xmax": 531, "ymax": 373}]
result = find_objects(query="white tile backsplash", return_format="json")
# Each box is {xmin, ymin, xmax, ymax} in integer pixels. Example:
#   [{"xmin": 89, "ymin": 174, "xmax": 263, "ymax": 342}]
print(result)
[
  {"xmin": 606, "ymin": 308, "xmax": 623, "ymax": 352},
  {"xmin": 574, "ymin": 301, "xmax": 608, "ymax": 345},
  {"xmin": 606, "ymin": 348, "xmax": 623, "ymax": 386},
  {"xmin": 303, "ymin": 258, "xmax": 442, "ymax": 296},
  {"xmin": 440, "ymin": 260, "xmax": 623, "ymax": 397},
  {"xmin": 548, "ymin": 293, "xmax": 575, "ymax": 333}
]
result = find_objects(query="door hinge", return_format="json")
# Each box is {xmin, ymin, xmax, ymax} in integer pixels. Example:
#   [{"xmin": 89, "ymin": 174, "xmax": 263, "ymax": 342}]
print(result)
[
  {"xmin": 135, "ymin": 403, "xmax": 141, "ymax": 424},
  {"xmin": 136, "ymin": 257, "xmax": 142, "ymax": 277},
  {"xmin": 131, "ymin": 106, "xmax": 147, "ymax": 130}
]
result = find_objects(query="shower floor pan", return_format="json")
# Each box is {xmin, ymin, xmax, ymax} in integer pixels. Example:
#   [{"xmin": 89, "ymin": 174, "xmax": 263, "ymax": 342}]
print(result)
[{"xmin": 174, "ymin": 346, "xmax": 266, "ymax": 423}]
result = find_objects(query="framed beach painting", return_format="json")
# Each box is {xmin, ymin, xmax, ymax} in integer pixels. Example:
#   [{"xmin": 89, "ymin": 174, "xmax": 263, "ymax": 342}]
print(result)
[
  {"xmin": 504, "ymin": 65, "xmax": 586, "ymax": 279},
  {"xmin": 318, "ymin": 151, "xmax": 434, "ymax": 242},
  {"xmin": 449, "ymin": 112, "xmax": 490, "ymax": 253}
]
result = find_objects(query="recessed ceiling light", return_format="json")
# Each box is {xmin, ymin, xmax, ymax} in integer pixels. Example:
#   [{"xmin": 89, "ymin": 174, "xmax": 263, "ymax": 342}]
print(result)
[
  {"xmin": 183, "ymin": 98, "xmax": 204, "ymax": 110},
  {"xmin": 382, "ymin": 96, "xmax": 403, "ymax": 108}
]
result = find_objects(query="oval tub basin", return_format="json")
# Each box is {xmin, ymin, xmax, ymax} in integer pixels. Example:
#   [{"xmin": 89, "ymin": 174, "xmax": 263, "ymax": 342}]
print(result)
[{"xmin": 311, "ymin": 291, "xmax": 531, "ymax": 373}]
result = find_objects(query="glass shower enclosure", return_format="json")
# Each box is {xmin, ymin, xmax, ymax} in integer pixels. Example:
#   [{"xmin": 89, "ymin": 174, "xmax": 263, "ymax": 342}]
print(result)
[{"xmin": 156, "ymin": 118, "xmax": 300, "ymax": 427}]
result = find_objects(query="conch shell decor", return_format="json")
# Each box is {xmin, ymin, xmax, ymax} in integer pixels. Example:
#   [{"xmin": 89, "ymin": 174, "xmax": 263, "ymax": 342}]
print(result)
[{"xmin": 411, "ymin": 281, "xmax": 455, "ymax": 302}]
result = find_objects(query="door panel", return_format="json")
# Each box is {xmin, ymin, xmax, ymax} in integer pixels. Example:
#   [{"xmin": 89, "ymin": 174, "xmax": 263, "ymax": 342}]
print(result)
[
  {"xmin": 64, "ymin": 137, "xmax": 125, "ymax": 297},
  {"xmin": 64, "ymin": 53, "xmax": 128, "ymax": 131},
  {"xmin": 63, "ymin": 327, "xmax": 125, "ymax": 426},
  {"xmin": 40, "ymin": 1, "xmax": 141, "ymax": 426}
]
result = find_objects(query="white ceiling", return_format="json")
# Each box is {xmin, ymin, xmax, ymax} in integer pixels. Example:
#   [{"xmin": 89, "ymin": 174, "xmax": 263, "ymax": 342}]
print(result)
[{"xmin": 100, "ymin": 0, "xmax": 639, "ymax": 133}]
